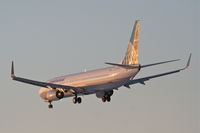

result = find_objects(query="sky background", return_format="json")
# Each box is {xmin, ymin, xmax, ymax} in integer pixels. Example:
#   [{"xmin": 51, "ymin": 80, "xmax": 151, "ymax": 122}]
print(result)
[{"xmin": 0, "ymin": 0, "xmax": 199, "ymax": 133}]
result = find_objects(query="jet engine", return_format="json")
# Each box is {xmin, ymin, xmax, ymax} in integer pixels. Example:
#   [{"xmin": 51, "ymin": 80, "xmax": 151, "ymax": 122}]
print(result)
[
  {"xmin": 46, "ymin": 90, "xmax": 64, "ymax": 101},
  {"xmin": 95, "ymin": 90, "xmax": 114, "ymax": 98},
  {"xmin": 96, "ymin": 91, "xmax": 105, "ymax": 98}
]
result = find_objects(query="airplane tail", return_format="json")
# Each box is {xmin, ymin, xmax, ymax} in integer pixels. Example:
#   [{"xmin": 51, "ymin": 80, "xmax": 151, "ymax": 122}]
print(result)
[{"xmin": 122, "ymin": 20, "xmax": 140, "ymax": 65}]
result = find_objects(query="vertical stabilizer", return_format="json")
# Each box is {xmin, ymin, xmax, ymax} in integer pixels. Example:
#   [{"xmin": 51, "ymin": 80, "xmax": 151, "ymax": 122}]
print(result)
[{"xmin": 122, "ymin": 20, "xmax": 140, "ymax": 65}]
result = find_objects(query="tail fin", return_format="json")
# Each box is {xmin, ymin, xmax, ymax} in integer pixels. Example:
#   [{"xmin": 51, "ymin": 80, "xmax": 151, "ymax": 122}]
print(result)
[{"xmin": 122, "ymin": 20, "xmax": 140, "ymax": 65}]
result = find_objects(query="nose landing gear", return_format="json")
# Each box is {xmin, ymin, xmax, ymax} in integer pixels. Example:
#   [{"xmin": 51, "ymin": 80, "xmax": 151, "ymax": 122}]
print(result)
[{"xmin": 48, "ymin": 101, "xmax": 53, "ymax": 109}]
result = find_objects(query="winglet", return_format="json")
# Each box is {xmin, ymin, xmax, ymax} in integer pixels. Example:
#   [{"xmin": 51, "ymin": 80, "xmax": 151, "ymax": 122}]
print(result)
[
  {"xmin": 11, "ymin": 61, "xmax": 15, "ymax": 78},
  {"xmin": 184, "ymin": 53, "xmax": 192, "ymax": 69}
]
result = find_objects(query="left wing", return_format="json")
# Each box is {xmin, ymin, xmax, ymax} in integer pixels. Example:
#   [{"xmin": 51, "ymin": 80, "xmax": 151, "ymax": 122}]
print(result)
[
  {"xmin": 125, "ymin": 54, "xmax": 191, "ymax": 86},
  {"xmin": 10, "ymin": 62, "xmax": 82, "ymax": 94}
]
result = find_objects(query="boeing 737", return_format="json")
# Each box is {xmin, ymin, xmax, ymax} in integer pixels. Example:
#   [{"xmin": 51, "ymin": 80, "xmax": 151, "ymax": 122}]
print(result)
[{"xmin": 11, "ymin": 20, "xmax": 191, "ymax": 108}]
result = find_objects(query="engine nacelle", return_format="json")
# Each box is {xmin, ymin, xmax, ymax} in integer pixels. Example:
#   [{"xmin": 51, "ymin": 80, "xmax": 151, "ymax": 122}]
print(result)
[
  {"xmin": 107, "ymin": 90, "xmax": 114, "ymax": 96},
  {"xmin": 46, "ymin": 90, "xmax": 60, "ymax": 101},
  {"xmin": 96, "ymin": 90, "xmax": 114, "ymax": 98},
  {"xmin": 96, "ymin": 91, "xmax": 105, "ymax": 98}
]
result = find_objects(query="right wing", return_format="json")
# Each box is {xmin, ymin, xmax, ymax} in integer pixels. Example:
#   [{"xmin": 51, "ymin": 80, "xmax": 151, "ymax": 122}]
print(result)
[
  {"xmin": 10, "ymin": 62, "xmax": 82, "ymax": 94},
  {"xmin": 125, "ymin": 53, "xmax": 191, "ymax": 86}
]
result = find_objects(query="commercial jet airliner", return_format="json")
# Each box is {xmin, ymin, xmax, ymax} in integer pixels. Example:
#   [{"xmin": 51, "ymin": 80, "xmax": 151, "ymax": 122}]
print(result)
[{"xmin": 11, "ymin": 20, "xmax": 191, "ymax": 108}]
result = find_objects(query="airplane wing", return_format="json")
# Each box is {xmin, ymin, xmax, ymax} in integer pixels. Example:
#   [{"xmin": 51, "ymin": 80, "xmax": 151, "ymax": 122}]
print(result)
[
  {"xmin": 125, "ymin": 54, "xmax": 191, "ymax": 86},
  {"xmin": 10, "ymin": 62, "xmax": 82, "ymax": 93}
]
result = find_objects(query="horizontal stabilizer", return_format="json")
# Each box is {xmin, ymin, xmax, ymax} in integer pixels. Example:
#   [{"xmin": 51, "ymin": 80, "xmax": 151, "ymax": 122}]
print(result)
[
  {"xmin": 106, "ymin": 59, "xmax": 180, "ymax": 69},
  {"xmin": 105, "ymin": 62, "xmax": 140, "ymax": 69},
  {"xmin": 124, "ymin": 53, "xmax": 191, "ymax": 86}
]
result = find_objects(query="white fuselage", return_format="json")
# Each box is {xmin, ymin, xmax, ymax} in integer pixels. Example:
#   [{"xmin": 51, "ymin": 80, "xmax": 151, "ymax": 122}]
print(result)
[{"xmin": 39, "ymin": 66, "xmax": 139, "ymax": 102}]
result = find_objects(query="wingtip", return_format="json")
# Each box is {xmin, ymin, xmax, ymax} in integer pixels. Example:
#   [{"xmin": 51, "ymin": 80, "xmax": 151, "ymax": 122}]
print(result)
[
  {"xmin": 184, "ymin": 53, "xmax": 192, "ymax": 69},
  {"xmin": 11, "ymin": 61, "xmax": 15, "ymax": 78}
]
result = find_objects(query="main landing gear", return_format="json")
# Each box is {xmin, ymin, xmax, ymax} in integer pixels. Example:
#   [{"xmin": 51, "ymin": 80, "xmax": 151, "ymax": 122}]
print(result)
[
  {"xmin": 101, "ymin": 90, "xmax": 113, "ymax": 103},
  {"xmin": 72, "ymin": 96, "xmax": 82, "ymax": 104},
  {"xmin": 102, "ymin": 96, "xmax": 111, "ymax": 102}
]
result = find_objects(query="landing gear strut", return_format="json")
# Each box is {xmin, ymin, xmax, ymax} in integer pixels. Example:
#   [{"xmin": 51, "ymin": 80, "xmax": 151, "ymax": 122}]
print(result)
[{"xmin": 48, "ymin": 101, "xmax": 53, "ymax": 109}]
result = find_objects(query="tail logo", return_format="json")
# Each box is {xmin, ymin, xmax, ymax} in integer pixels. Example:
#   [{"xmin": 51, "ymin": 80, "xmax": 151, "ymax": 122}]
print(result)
[{"xmin": 122, "ymin": 20, "xmax": 140, "ymax": 65}]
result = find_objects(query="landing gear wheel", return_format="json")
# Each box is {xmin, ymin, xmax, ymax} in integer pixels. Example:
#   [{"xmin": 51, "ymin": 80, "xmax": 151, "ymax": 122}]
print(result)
[
  {"xmin": 48, "ymin": 104, "xmax": 53, "ymax": 109},
  {"xmin": 72, "ymin": 97, "xmax": 82, "ymax": 104},
  {"xmin": 56, "ymin": 91, "xmax": 64, "ymax": 99},
  {"xmin": 106, "ymin": 96, "xmax": 111, "ymax": 102},
  {"xmin": 77, "ymin": 97, "xmax": 82, "ymax": 104},
  {"xmin": 72, "ymin": 97, "xmax": 77, "ymax": 104},
  {"xmin": 102, "ymin": 97, "xmax": 106, "ymax": 102},
  {"xmin": 48, "ymin": 102, "xmax": 53, "ymax": 109}
]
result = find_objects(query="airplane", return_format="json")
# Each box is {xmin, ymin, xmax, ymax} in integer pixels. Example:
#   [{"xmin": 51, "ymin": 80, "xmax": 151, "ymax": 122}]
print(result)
[{"xmin": 10, "ymin": 20, "xmax": 191, "ymax": 109}]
